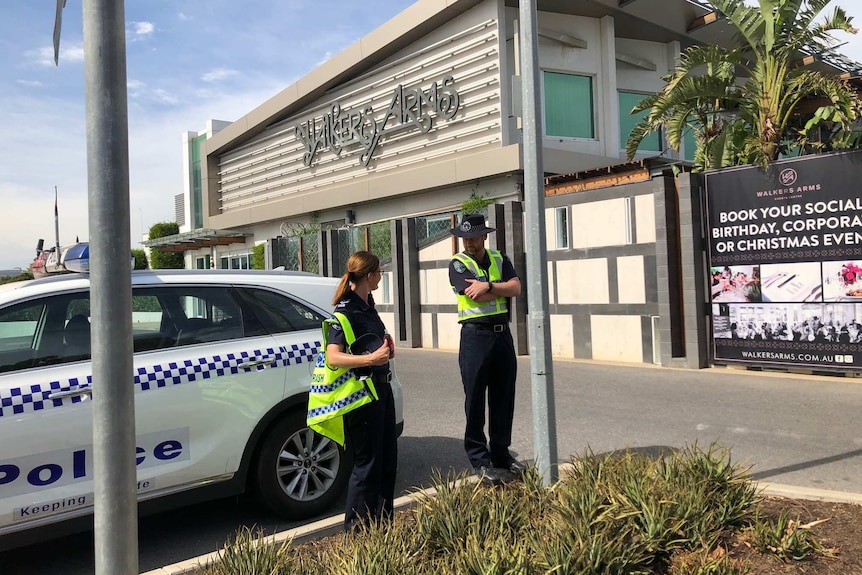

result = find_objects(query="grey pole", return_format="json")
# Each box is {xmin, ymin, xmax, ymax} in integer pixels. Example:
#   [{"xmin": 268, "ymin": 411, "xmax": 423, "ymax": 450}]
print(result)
[
  {"xmin": 518, "ymin": 0, "xmax": 558, "ymax": 486},
  {"xmin": 82, "ymin": 0, "xmax": 138, "ymax": 573}
]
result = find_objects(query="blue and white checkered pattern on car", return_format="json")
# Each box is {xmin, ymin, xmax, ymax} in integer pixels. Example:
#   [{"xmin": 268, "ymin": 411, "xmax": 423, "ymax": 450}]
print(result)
[{"xmin": 0, "ymin": 341, "xmax": 320, "ymax": 418}]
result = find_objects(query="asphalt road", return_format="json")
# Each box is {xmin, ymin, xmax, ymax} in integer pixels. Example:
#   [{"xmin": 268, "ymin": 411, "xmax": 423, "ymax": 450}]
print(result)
[{"xmin": 2, "ymin": 348, "xmax": 862, "ymax": 574}]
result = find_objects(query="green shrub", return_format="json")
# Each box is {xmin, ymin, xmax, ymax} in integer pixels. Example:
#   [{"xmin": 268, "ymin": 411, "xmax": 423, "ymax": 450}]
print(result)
[
  {"xmin": 743, "ymin": 509, "xmax": 823, "ymax": 561},
  {"xmin": 251, "ymin": 243, "xmax": 265, "ymax": 270},
  {"xmin": 195, "ymin": 444, "xmax": 821, "ymax": 575},
  {"xmin": 131, "ymin": 249, "xmax": 148, "ymax": 270},
  {"xmin": 327, "ymin": 519, "xmax": 424, "ymax": 575},
  {"xmin": 198, "ymin": 526, "xmax": 293, "ymax": 575},
  {"xmin": 148, "ymin": 222, "xmax": 185, "ymax": 269},
  {"xmin": 669, "ymin": 547, "xmax": 751, "ymax": 575}
]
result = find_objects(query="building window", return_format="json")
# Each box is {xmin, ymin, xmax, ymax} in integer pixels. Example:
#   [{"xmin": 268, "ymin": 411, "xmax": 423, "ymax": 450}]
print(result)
[
  {"xmin": 619, "ymin": 91, "xmax": 661, "ymax": 153},
  {"xmin": 192, "ymin": 134, "xmax": 206, "ymax": 230},
  {"xmin": 229, "ymin": 254, "xmax": 250, "ymax": 270},
  {"xmin": 543, "ymin": 72, "xmax": 594, "ymax": 139},
  {"xmin": 555, "ymin": 207, "xmax": 569, "ymax": 249},
  {"xmin": 683, "ymin": 125, "xmax": 696, "ymax": 162},
  {"xmin": 625, "ymin": 197, "xmax": 634, "ymax": 245}
]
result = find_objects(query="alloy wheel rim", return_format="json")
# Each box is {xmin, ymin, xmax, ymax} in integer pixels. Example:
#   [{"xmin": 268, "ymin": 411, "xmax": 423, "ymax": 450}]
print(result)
[{"xmin": 276, "ymin": 427, "xmax": 340, "ymax": 501}]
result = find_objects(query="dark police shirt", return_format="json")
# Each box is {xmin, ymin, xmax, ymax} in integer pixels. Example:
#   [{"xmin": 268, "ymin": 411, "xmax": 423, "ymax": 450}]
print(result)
[
  {"xmin": 327, "ymin": 290, "xmax": 389, "ymax": 373},
  {"xmin": 448, "ymin": 249, "xmax": 518, "ymax": 325}
]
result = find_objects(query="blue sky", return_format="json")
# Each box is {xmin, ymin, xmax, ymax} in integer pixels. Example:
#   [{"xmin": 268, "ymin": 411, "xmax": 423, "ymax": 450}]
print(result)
[{"xmin": 0, "ymin": 0, "xmax": 861, "ymax": 270}]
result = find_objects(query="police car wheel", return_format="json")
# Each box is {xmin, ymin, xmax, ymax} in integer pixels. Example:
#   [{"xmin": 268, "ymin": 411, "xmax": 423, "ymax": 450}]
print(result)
[{"xmin": 253, "ymin": 411, "xmax": 352, "ymax": 518}]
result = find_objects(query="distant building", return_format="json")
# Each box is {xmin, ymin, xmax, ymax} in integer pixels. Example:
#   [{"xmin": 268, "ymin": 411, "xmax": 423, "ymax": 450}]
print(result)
[{"xmin": 144, "ymin": 119, "xmax": 251, "ymax": 270}]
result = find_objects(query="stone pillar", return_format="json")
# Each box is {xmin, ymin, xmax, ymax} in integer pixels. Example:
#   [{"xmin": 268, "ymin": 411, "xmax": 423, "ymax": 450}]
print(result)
[
  {"xmin": 393, "ymin": 218, "xmax": 422, "ymax": 347},
  {"xmin": 317, "ymin": 230, "xmax": 329, "ymax": 277},
  {"xmin": 325, "ymin": 230, "xmax": 340, "ymax": 279},
  {"xmin": 656, "ymin": 172, "xmax": 709, "ymax": 368}
]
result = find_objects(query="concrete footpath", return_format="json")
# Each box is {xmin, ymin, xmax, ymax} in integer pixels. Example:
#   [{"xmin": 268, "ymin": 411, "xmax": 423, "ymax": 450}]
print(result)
[{"xmin": 145, "ymin": 348, "xmax": 862, "ymax": 574}]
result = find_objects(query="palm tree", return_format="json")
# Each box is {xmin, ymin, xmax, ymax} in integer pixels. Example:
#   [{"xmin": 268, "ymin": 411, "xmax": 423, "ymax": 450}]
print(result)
[{"xmin": 626, "ymin": 0, "xmax": 860, "ymax": 170}]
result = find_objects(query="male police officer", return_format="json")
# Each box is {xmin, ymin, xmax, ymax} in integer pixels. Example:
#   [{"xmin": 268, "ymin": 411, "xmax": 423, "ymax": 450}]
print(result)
[{"xmin": 449, "ymin": 213, "xmax": 525, "ymax": 485}]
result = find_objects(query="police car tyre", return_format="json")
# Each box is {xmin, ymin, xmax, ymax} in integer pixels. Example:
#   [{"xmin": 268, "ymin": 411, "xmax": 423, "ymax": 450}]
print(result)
[{"xmin": 252, "ymin": 410, "xmax": 352, "ymax": 518}]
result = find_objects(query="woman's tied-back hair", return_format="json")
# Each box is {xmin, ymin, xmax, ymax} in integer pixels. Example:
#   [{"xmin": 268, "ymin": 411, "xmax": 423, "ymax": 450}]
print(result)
[{"xmin": 332, "ymin": 251, "xmax": 381, "ymax": 306}]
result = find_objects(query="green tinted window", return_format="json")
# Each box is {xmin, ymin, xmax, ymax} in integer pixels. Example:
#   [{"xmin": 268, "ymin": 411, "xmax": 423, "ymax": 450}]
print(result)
[
  {"xmin": 193, "ymin": 134, "xmax": 206, "ymax": 229},
  {"xmin": 683, "ymin": 125, "xmax": 696, "ymax": 162},
  {"xmin": 619, "ymin": 91, "xmax": 661, "ymax": 152},
  {"xmin": 544, "ymin": 72, "xmax": 594, "ymax": 139}
]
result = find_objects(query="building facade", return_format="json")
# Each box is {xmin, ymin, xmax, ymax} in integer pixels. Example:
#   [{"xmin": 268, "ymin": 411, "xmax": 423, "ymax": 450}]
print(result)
[{"xmin": 146, "ymin": 0, "xmax": 861, "ymax": 367}]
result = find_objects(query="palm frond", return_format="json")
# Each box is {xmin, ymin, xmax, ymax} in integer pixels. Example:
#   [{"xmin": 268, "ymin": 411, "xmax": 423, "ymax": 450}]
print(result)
[{"xmin": 710, "ymin": 0, "xmax": 766, "ymax": 52}]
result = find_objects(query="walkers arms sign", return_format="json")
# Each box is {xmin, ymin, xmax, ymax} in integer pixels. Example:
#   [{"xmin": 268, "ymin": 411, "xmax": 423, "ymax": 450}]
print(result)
[{"xmin": 293, "ymin": 75, "xmax": 460, "ymax": 168}]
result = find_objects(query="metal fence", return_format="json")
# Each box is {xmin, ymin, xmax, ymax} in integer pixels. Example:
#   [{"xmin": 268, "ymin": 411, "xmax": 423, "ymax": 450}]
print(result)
[
  {"xmin": 271, "ymin": 232, "xmax": 319, "ymax": 274},
  {"xmin": 333, "ymin": 222, "xmax": 393, "ymax": 273},
  {"xmin": 415, "ymin": 211, "xmax": 460, "ymax": 249},
  {"xmin": 301, "ymin": 233, "xmax": 319, "ymax": 274},
  {"xmin": 272, "ymin": 222, "xmax": 391, "ymax": 274}
]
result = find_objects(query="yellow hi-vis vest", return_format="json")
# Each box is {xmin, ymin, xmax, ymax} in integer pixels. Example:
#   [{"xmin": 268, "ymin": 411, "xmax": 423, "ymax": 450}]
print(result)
[
  {"xmin": 306, "ymin": 312, "xmax": 379, "ymax": 446},
  {"xmin": 451, "ymin": 250, "xmax": 508, "ymax": 321}
]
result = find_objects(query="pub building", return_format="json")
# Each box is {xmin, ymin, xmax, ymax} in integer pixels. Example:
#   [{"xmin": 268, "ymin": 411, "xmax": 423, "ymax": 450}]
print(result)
[{"xmin": 144, "ymin": 0, "xmax": 862, "ymax": 372}]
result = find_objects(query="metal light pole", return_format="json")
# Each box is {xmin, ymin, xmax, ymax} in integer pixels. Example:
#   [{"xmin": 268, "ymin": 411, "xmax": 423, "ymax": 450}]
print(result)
[
  {"xmin": 82, "ymin": 0, "xmax": 138, "ymax": 572},
  {"xmin": 519, "ymin": 0, "xmax": 559, "ymax": 486}
]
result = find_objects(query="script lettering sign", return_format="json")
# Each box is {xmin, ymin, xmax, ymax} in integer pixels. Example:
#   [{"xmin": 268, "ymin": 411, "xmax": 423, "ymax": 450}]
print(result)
[{"xmin": 294, "ymin": 75, "xmax": 460, "ymax": 168}]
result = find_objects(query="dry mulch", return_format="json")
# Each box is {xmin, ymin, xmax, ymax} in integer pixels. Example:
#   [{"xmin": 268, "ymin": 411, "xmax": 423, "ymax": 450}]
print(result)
[{"xmin": 729, "ymin": 497, "xmax": 862, "ymax": 574}]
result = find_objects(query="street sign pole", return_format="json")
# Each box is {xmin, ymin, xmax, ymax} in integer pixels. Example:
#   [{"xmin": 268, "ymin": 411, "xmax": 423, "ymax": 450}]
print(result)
[
  {"xmin": 82, "ymin": 0, "xmax": 138, "ymax": 573},
  {"xmin": 518, "ymin": 0, "xmax": 559, "ymax": 486}
]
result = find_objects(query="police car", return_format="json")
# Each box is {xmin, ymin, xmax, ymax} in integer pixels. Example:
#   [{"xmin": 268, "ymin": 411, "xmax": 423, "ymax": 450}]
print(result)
[{"xmin": 0, "ymin": 269, "xmax": 404, "ymax": 548}]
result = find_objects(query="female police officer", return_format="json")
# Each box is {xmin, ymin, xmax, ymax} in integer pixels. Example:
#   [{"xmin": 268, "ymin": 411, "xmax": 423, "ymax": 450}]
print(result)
[{"xmin": 325, "ymin": 251, "xmax": 397, "ymax": 531}]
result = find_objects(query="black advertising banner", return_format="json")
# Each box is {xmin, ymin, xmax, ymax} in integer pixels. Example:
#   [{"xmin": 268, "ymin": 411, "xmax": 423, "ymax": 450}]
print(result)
[{"xmin": 704, "ymin": 151, "xmax": 862, "ymax": 371}]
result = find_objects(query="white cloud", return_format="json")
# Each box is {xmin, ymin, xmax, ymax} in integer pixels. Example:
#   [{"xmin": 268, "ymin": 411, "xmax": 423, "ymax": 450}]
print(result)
[
  {"xmin": 314, "ymin": 52, "xmax": 334, "ymax": 67},
  {"xmin": 133, "ymin": 22, "xmax": 155, "ymax": 37},
  {"xmin": 177, "ymin": 12, "xmax": 191, "ymax": 21},
  {"xmin": 127, "ymin": 79, "xmax": 146, "ymax": 100},
  {"xmin": 17, "ymin": 80, "xmax": 44, "ymax": 88},
  {"xmin": 151, "ymin": 89, "xmax": 179, "ymax": 105},
  {"xmin": 201, "ymin": 68, "xmax": 239, "ymax": 82},
  {"xmin": 31, "ymin": 43, "xmax": 85, "ymax": 66},
  {"xmin": 0, "ymin": 78, "xmax": 285, "ymax": 269}
]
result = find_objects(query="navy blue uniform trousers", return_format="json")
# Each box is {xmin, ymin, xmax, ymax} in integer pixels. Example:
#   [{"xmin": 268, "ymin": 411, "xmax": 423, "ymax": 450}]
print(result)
[
  {"xmin": 458, "ymin": 324, "xmax": 517, "ymax": 468},
  {"xmin": 343, "ymin": 370, "xmax": 397, "ymax": 531}
]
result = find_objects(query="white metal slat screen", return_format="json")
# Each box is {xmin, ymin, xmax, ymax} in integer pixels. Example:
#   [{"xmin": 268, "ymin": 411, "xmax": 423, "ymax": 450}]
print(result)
[{"xmin": 216, "ymin": 18, "xmax": 503, "ymax": 214}]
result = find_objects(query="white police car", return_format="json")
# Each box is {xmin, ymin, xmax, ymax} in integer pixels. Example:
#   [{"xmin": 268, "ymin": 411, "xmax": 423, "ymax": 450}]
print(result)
[{"xmin": 0, "ymin": 269, "xmax": 404, "ymax": 548}]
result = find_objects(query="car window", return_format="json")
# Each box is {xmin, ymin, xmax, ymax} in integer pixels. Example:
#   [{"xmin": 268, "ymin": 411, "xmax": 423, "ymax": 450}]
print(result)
[
  {"xmin": 0, "ymin": 293, "xmax": 91, "ymax": 373},
  {"xmin": 132, "ymin": 286, "xmax": 246, "ymax": 349},
  {"xmin": 131, "ymin": 294, "xmax": 164, "ymax": 352},
  {"xmin": 0, "ymin": 301, "xmax": 47, "ymax": 373},
  {"xmin": 62, "ymin": 297, "xmax": 92, "ymax": 363},
  {"xmin": 237, "ymin": 288, "xmax": 327, "ymax": 335}
]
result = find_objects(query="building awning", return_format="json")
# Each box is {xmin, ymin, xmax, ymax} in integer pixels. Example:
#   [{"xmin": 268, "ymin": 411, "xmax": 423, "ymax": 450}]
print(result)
[{"xmin": 142, "ymin": 229, "xmax": 252, "ymax": 252}]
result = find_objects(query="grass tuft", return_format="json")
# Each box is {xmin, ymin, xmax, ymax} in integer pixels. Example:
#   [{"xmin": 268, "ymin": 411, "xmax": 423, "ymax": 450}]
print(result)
[{"xmin": 743, "ymin": 509, "xmax": 825, "ymax": 561}]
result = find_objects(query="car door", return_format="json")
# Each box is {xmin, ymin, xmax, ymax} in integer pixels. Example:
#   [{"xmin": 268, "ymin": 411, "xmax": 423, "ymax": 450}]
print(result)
[
  {"xmin": 0, "ymin": 291, "xmax": 100, "ymax": 536},
  {"xmin": 129, "ymin": 284, "xmax": 286, "ymax": 495},
  {"xmin": 232, "ymin": 286, "xmax": 328, "ymax": 397}
]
